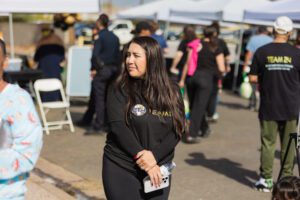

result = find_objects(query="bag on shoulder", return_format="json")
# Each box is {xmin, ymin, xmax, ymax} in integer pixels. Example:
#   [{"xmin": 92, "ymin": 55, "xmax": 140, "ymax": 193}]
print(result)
[{"xmin": 187, "ymin": 39, "xmax": 201, "ymax": 76}]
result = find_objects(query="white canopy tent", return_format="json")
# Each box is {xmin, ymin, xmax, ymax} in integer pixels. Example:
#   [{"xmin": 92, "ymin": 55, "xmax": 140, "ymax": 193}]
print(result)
[
  {"xmin": 169, "ymin": 0, "xmax": 270, "ymax": 23},
  {"xmin": 0, "ymin": 0, "xmax": 100, "ymax": 58},
  {"xmin": 0, "ymin": 0, "xmax": 99, "ymax": 13},
  {"xmin": 117, "ymin": 0, "xmax": 212, "ymax": 25},
  {"xmin": 244, "ymin": 0, "xmax": 300, "ymax": 22}
]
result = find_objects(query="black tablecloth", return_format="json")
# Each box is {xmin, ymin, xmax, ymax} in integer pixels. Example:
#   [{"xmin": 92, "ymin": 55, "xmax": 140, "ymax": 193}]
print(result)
[{"xmin": 3, "ymin": 70, "xmax": 43, "ymax": 83}]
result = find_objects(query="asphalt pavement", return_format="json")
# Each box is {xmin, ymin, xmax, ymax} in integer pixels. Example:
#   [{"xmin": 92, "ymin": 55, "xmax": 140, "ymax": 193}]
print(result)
[{"xmin": 37, "ymin": 91, "xmax": 297, "ymax": 200}]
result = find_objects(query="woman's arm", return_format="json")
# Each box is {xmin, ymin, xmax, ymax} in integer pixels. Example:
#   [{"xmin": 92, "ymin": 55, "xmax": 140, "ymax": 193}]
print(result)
[
  {"xmin": 136, "ymin": 86, "xmax": 183, "ymax": 170},
  {"xmin": 178, "ymin": 48, "xmax": 192, "ymax": 88},
  {"xmin": 170, "ymin": 51, "xmax": 183, "ymax": 72},
  {"xmin": 216, "ymin": 53, "xmax": 226, "ymax": 74},
  {"xmin": 107, "ymin": 86, "xmax": 144, "ymax": 158},
  {"xmin": 110, "ymin": 121, "xmax": 144, "ymax": 157},
  {"xmin": 136, "ymin": 131, "xmax": 179, "ymax": 172},
  {"xmin": 151, "ymin": 131, "xmax": 180, "ymax": 162}
]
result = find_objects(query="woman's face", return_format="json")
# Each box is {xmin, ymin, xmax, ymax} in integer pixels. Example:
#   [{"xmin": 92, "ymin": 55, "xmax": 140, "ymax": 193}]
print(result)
[{"xmin": 126, "ymin": 42, "xmax": 147, "ymax": 78}]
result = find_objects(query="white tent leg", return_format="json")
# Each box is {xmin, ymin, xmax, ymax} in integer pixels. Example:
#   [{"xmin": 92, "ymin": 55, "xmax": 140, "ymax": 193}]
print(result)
[
  {"xmin": 232, "ymin": 28, "xmax": 244, "ymax": 91},
  {"xmin": 9, "ymin": 13, "xmax": 15, "ymax": 58},
  {"xmin": 164, "ymin": 20, "xmax": 170, "ymax": 39}
]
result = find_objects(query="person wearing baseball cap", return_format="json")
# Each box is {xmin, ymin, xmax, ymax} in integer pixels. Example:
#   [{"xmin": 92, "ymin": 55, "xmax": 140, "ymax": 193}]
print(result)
[
  {"xmin": 273, "ymin": 16, "xmax": 293, "ymax": 35},
  {"xmin": 249, "ymin": 16, "xmax": 300, "ymax": 192},
  {"xmin": 131, "ymin": 21, "xmax": 152, "ymax": 37}
]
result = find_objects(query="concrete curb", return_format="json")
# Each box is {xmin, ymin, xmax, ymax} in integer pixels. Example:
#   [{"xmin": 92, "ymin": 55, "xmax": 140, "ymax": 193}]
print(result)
[
  {"xmin": 26, "ymin": 173, "xmax": 75, "ymax": 200},
  {"xmin": 33, "ymin": 158, "xmax": 106, "ymax": 200}
]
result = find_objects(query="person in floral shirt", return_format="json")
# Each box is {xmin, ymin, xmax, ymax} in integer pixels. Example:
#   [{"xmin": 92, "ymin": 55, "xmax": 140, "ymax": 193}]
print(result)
[{"xmin": 0, "ymin": 39, "xmax": 43, "ymax": 199}]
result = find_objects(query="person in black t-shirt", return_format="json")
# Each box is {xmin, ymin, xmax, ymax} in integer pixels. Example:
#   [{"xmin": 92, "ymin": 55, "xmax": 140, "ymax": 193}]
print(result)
[
  {"xmin": 102, "ymin": 37, "xmax": 185, "ymax": 200},
  {"xmin": 207, "ymin": 21, "xmax": 231, "ymax": 121},
  {"xmin": 249, "ymin": 16, "xmax": 300, "ymax": 192}
]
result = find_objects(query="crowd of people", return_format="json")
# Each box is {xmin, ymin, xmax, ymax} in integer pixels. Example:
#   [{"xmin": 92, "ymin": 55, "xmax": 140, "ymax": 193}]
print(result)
[{"xmin": 1, "ymin": 12, "xmax": 300, "ymax": 200}]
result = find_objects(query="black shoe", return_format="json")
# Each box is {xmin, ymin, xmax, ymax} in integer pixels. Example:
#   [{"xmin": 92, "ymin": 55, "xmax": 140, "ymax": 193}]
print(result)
[
  {"xmin": 100, "ymin": 126, "xmax": 110, "ymax": 133},
  {"xmin": 247, "ymin": 105, "xmax": 256, "ymax": 112},
  {"xmin": 182, "ymin": 136, "xmax": 200, "ymax": 144},
  {"xmin": 197, "ymin": 128, "xmax": 212, "ymax": 138},
  {"xmin": 201, "ymin": 128, "xmax": 212, "ymax": 138},
  {"xmin": 84, "ymin": 127, "xmax": 106, "ymax": 135},
  {"xmin": 75, "ymin": 120, "xmax": 91, "ymax": 128}
]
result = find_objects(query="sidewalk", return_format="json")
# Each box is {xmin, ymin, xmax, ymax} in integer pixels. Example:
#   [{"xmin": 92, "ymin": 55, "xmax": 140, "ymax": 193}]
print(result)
[
  {"xmin": 26, "ymin": 172, "xmax": 74, "ymax": 200},
  {"xmin": 26, "ymin": 158, "xmax": 106, "ymax": 200}
]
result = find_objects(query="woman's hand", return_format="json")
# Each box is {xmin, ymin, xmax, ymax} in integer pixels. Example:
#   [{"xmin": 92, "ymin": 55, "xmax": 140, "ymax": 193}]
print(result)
[
  {"xmin": 178, "ymin": 80, "xmax": 185, "ymax": 88},
  {"xmin": 136, "ymin": 150, "xmax": 157, "ymax": 172},
  {"xmin": 147, "ymin": 165, "xmax": 162, "ymax": 188},
  {"xmin": 90, "ymin": 70, "xmax": 97, "ymax": 79}
]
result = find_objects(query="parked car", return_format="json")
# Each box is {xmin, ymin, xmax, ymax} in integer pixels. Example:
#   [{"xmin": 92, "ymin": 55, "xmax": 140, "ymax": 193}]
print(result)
[
  {"xmin": 167, "ymin": 31, "xmax": 180, "ymax": 41},
  {"xmin": 109, "ymin": 19, "xmax": 134, "ymax": 46}
]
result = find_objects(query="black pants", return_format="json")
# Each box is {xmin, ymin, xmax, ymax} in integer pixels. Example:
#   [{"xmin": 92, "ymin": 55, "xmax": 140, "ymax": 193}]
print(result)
[
  {"xmin": 199, "ymin": 76, "xmax": 218, "ymax": 134},
  {"xmin": 102, "ymin": 156, "xmax": 171, "ymax": 200},
  {"xmin": 206, "ymin": 76, "xmax": 219, "ymax": 117},
  {"xmin": 189, "ymin": 71, "xmax": 214, "ymax": 137},
  {"xmin": 186, "ymin": 75, "xmax": 195, "ymax": 109},
  {"xmin": 81, "ymin": 66, "xmax": 118, "ymax": 129},
  {"xmin": 248, "ymin": 83, "xmax": 257, "ymax": 108}
]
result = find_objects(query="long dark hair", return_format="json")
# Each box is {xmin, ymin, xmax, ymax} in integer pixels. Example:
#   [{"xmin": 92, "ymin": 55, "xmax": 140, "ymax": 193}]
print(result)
[
  {"xmin": 272, "ymin": 176, "xmax": 300, "ymax": 200},
  {"xmin": 183, "ymin": 25, "xmax": 197, "ymax": 42},
  {"xmin": 117, "ymin": 36, "xmax": 185, "ymax": 136},
  {"xmin": 203, "ymin": 26, "xmax": 219, "ymax": 52}
]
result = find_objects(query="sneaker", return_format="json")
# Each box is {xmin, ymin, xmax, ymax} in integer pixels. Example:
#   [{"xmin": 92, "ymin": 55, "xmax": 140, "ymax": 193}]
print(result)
[
  {"xmin": 200, "ymin": 128, "xmax": 212, "ymax": 138},
  {"xmin": 207, "ymin": 113, "xmax": 219, "ymax": 123},
  {"xmin": 212, "ymin": 113, "xmax": 219, "ymax": 121},
  {"xmin": 182, "ymin": 136, "xmax": 200, "ymax": 144},
  {"xmin": 247, "ymin": 105, "xmax": 257, "ymax": 112},
  {"xmin": 254, "ymin": 177, "xmax": 273, "ymax": 192}
]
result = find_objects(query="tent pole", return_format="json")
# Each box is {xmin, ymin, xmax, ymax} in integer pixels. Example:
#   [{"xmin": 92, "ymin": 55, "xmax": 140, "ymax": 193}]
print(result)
[
  {"xmin": 9, "ymin": 13, "xmax": 15, "ymax": 58},
  {"xmin": 232, "ymin": 28, "xmax": 244, "ymax": 91},
  {"xmin": 99, "ymin": 0, "xmax": 103, "ymax": 12},
  {"xmin": 164, "ymin": 10, "xmax": 170, "ymax": 39},
  {"xmin": 164, "ymin": 20, "xmax": 170, "ymax": 39}
]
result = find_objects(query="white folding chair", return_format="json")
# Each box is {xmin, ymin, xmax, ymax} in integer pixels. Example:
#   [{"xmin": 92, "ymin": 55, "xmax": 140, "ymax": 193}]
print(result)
[{"xmin": 34, "ymin": 78, "xmax": 74, "ymax": 135}]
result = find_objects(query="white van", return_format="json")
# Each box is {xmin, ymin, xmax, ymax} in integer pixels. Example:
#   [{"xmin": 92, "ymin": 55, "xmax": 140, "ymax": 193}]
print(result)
[{"xmin": 109, "ymin": 20, "xmax": 134, "ymax": 46}]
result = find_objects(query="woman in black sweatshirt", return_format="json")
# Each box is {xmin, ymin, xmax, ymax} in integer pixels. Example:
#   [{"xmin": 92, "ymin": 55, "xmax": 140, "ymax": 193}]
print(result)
[{"xmin": 102, "ymin": 37, "xmax": 185, "ymax": 200}]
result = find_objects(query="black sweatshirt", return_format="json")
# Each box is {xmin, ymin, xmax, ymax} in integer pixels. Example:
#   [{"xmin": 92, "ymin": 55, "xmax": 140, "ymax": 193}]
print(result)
[{"xmin": 104, "ymin": 82, "xmax": 180, "ymax": 173}]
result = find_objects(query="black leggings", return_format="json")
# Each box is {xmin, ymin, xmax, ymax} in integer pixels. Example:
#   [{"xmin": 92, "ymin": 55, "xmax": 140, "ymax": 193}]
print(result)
[
  {"xmin": 189, "ymin": 71, "xmax": 214, "ymax": 137},
  {"xmin": 102, "ymin": 156, "xmax": 171, "ymax": 200}
]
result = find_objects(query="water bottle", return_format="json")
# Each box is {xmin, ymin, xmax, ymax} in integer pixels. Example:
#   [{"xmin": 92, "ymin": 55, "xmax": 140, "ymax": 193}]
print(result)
[{"xmin": 160, "ymin": 162, "xmax": 176, "ymax": 176}]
